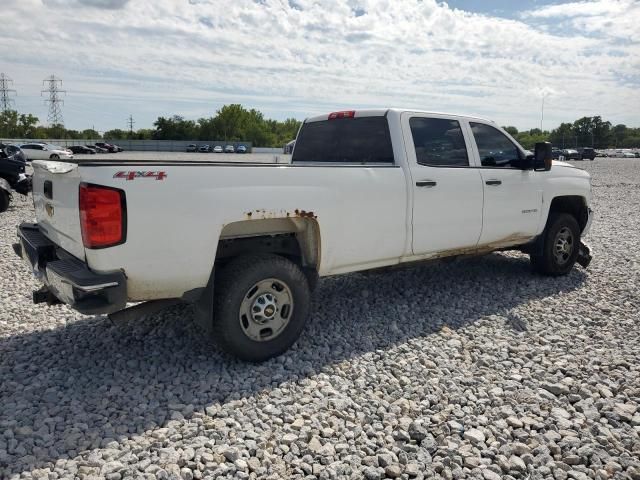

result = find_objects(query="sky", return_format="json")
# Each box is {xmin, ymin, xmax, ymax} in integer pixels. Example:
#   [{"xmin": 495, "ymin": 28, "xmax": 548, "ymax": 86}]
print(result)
[{"xmin": 1, "ymin": 0, "xmax": 638, "ymax": 133}]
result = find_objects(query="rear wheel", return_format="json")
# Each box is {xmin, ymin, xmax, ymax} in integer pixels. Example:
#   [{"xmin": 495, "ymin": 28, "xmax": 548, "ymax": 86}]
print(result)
[
  {"xmin": 530, "ymin": 213, "xmax": 580, "ymax": 276},
  {"xmin": 212, "ymin": 253, "xmax": 311, "ymax": 362},
  {"xmin": 0, "ymin": 191, "xmax": 9, "ymax": 213}
]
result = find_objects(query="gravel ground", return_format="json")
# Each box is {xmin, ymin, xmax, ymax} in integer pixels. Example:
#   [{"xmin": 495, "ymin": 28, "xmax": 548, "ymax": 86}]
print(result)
[{"xmin": 1, "ymin": 159, "xmax": 639, "ymax": 480}]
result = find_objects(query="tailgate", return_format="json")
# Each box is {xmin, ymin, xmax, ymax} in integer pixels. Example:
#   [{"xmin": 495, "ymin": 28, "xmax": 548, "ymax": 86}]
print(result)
[{"xmin": 32, "ymin": 160, "xmax": 85, "ymax": 260}]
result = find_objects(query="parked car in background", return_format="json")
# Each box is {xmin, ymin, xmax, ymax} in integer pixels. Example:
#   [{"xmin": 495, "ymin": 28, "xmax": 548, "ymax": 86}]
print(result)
[
  {"xmin": 0, "ymin": 144, "xmax": 31, "ymax": 212},
  {"xmin": 551, "ymin": 147, "xmax": 561, "ymax": 159},
  {"xmin": 236, "ymin": 145, "xmax": 247, "ymax": 154},
  {"xmin": 561, "ymin": 149, "xmax": 580, "ymax": 160},
  {"xmin": 20, "ymin": 143, "xmax": 73, "ymax": 161},
  {"xmin": 88, "ymin": 144, "xmax": 108, "ymax": 153},
  {"xmin": 199, "ymin": 145, "xmax": 211, "ymax": 152},
  {"xmin": 1, "ymin": 144, "xmax": 27, "ymax": 163},
  {"xmin": 186, "ymin": 144, "xmax": 198, "ymax": 152},
  {"xmin": 622, "ymin": 152, "xmax": 636, "ymax": 158},
  {"xmin": 595, "ymin": 150, "xmax": 608, "ymax": 158},
  {"xmin": 578, "ymin": 147, "xmax": 595, "ymax": 161},
  {"xmin": 213, "ymin": 145, "xmax": 223, "ymax": 153},
  {"xmin": 68, "ymin": 145, "xmax": 96, "ymax": 155},
  {"xmin": 224, "ymin": 144, "xmax": 235, "ymax": 153},
  {"xmin": 95, "ymin": 142, "xmax": 119, "ymax": 153}
]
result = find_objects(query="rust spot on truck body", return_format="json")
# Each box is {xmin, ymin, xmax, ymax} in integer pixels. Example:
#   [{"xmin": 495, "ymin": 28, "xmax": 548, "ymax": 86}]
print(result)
[
  {"xmin": 244, "ymin": 209, "xmax": 317, "ymax": 220},
  {"xmin": 294, "ymin": 209, "xmax": 316, "ymax": 219},
  {"xmin": 414, "ymin": 233, "xmax": 534, "ymax": 262}
]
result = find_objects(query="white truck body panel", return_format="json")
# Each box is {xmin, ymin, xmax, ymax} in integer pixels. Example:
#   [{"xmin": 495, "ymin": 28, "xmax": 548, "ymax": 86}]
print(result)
[
  {"xmin": 32, "ymin": 161, "xmax": 85, "ymax": 260},
  {"xmin": 79, "ymin": 164, "xmax": 408, "ymax": 299},
  {"xmin": 28, "ymin": 108, "xmax": 592, "ymax": 303}
]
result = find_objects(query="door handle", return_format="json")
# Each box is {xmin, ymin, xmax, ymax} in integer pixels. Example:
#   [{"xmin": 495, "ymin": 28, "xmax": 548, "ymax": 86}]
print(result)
[
  {"xmin": 416, "ymin": 180, "xmax": 437, "ymax": 187},
  {"xmin": 485, "ymin": 179, "xmax": 502, "ymax": 186}
]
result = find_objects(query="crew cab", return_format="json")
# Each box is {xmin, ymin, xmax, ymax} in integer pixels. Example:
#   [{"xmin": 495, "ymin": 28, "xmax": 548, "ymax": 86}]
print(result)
[{"xmin": 13, "ymin": 109, "xmax": 593, "ymax": 361}]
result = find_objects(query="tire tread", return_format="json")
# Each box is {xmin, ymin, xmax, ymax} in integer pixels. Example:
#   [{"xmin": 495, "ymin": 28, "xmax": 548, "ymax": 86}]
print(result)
[{"xmin": 212, "ymin": 253, "xmax": 310, "ymax": 362}]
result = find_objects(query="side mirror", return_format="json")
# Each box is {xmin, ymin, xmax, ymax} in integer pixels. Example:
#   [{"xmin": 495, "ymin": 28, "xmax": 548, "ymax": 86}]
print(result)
[{"xmin": 534, "ymin": 142, "xmax": 552, "ymax": 171}]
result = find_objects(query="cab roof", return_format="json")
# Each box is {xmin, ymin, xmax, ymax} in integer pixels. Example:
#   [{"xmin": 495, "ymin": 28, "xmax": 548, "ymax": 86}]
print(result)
[{"xmin": 305, "ymin": 108, "xmax": 495, "ymax": 124}]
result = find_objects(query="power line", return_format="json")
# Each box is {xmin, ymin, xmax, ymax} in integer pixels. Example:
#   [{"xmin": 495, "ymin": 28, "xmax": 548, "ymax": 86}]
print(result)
[
  {"xmin": 0, "ymin": 73, "xmax": 17, "ymax": 112},
  {"xmin": 127, "ymin": 114, "xmax": 135, "ymax": 137},
  {"xmin": 41, "ymin": 75, "xmax": 66, "ymax": 126}
]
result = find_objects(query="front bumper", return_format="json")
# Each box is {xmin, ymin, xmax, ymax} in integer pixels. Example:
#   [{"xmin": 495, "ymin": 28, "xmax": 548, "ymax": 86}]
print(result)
[{"xmin": 14, "ymin": 223, "xmax": 127, "ymax": 315}]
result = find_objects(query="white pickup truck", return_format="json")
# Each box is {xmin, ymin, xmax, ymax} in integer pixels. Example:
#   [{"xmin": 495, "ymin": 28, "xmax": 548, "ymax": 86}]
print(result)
[{"xmin": 14, "ymin": 109, "xmax": 593, "ymax": 361}]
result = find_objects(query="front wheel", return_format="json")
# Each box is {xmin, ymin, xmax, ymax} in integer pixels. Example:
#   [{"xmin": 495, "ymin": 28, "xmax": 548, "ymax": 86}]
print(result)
[
  {"xmin": 212, "ymin": 253, "xmax": 311, "ymax": 362},
  {"xmin": 50, "ymin": 154, "xmax": 60, "ymax": 160},
  {"xmin": 530, "ymin": 213, "xmax": 581, "ymax": 276}
]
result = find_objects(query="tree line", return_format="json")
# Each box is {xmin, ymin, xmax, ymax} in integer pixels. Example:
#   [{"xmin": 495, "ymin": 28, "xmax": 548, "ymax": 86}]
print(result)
[
  {"xmin": 0, "ymin": 104, "xmax": 301, "ymax": 148},
  {"xmin": 1, "ymin": 106, "xmax": 638, "ymax": 149},
  {"xmin": 504, "ymin": 116, "xmax": 640, "ymax": 150}
]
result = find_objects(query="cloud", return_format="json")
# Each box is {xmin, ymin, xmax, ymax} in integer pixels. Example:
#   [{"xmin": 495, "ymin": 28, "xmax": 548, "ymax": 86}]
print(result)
[
  {"xmin": 522, "ymin": 0, "xmax": 640, "ymax": 41},
  {"xmin": 43, "ymin": 0, "xmax": 130, "ymax": 8},
  {"xmin": 1, "ymin": 0, "xmax": 638, "ymax": 131}
]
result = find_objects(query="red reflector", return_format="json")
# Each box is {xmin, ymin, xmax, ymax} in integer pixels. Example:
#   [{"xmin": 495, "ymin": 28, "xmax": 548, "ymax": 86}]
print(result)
[
  {"xmin": 328, "ymin": 110, "xmax": 356, "ymax": 120},
  {"xmin": 79, "ymin": 183, "xmax": 126, "ymax": 249}
]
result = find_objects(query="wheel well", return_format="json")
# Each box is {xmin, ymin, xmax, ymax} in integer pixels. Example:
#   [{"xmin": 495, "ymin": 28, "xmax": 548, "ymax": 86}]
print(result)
[
  {"xmin": 549, "ymin": 196, "xmax": 588, "ymax": 232},
  {"xmin": 216, "ymin": 218, "xmax": 320, "ymax": 272}
]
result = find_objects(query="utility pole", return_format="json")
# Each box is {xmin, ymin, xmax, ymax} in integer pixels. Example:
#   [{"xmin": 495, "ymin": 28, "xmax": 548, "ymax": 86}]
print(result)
[
  {"xmin": 540, "ymin": 93, "xmax": 546, "ymax": 132},
  {"xmin": 127, "ymin": 114, "xmax": 135, "ymax": 138},
  {"xmin": 0, "ymin": 73, "xmax": 16, "ymax": 112},
  {"xmin": 41, "ymin": 75, "xmax": 66, "ymax": 134}
]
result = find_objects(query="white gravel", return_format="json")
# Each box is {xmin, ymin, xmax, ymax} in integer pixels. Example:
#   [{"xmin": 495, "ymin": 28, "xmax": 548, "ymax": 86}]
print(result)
[{"xmin": 1, "ymin": 159, "xmax": 639, "ymax": 480}]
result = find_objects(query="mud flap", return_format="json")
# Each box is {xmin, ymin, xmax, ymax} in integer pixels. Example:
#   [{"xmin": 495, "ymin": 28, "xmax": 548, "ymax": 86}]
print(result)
[
  {"xmin": 577, "ymin": 241, "xmax": 592, "ymax": 269},
  {"xmin": 189, "ymin": 267, "xmax": 215, "ymax": 337}
]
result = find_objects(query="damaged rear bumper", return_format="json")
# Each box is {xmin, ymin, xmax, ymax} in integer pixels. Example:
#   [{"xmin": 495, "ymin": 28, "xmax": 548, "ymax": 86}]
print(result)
[{"xmin": 13, "ymin": 223, "xmax": 127, "ymax": 315}]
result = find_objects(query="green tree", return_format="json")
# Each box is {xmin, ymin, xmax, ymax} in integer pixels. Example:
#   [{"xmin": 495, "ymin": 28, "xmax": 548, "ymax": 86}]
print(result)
[
  {"xmin": 153, "ymin": 115, "xmax": 197, "ymax": 140},
  {"xmin": 104, "ymin": 129, "xmax": 128, "ymax": 140},
  {"xmin": 214, "ymin": 104, "xmax": 248, "ymax": 141},
  {"xmin": 0, "ymin": 110, "xmax": 40, "ymax": 138},
  {"xmin": 81, "ymin": 129, "xmax": 101, "ymax": 139},
  {"xmin": 548, "ymin": 122, "xmax": 575, "ymax": 149}
]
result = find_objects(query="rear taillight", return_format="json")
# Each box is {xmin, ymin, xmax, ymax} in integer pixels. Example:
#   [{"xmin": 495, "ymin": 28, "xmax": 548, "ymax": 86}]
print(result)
[
  {"xmin": 328, "ymin": 110, "xmax": 355, "ymax": 120},
  {"xmin": 79, "ymin": 183, "xmax": 126, "ymax": 249}
]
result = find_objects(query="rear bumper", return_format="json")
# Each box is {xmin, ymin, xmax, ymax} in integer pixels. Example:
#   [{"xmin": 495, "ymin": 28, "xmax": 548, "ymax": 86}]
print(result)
[{"xmin": 14, "ymin": 223, "xmax": 127, "ymax": 315}]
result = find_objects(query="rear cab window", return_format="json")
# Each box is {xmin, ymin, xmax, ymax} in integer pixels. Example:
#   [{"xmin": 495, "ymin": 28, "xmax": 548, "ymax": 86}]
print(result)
[{"xmin": 292, "ymin": 115, "xmax": 394, "ymax": 164}]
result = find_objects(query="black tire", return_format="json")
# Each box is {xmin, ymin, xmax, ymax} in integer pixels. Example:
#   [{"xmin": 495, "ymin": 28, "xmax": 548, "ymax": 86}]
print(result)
[
  {"xmin": 50, "ymin": 154, "xmax": 59, "ymax": 160},
  {"xmin": 530, "ymin": 213, "xmax": 581, "ymax": 276},
  {"xmin": 0, "ymin": 191, "xmax": 9, "ymax": 213},
  {"xmin": 212, "ymin": 253, "xmax": 311, "ymax": 362}
]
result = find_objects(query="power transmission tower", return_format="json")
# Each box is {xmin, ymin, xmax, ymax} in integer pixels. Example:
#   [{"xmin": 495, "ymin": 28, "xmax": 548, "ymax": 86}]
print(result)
[
  {"xmin": 0, "ymin": 73, "xmax": 16, "ymax": 112},
  {"xmin": 41, "ymin": 75, "xmax": 66, "ymax": 127},
  {"xmin": 127, "ymin": 114, "xmax": 135, "ymax": 138}
]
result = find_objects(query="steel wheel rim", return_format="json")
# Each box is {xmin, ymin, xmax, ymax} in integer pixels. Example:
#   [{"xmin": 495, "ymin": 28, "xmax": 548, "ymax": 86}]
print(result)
[
  {"xmin": 239, "ymin": 278, "xmax": 294, "ymax": 342},
  {"xmin": 554, "ymin": 226, "xmax": 574, "ymax": 265}
]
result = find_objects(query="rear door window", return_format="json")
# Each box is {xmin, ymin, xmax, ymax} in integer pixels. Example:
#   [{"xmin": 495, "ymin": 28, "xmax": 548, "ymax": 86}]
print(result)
[
  {"xmin": 409, "ymin": 117, "xmax": 468, "ymax": 167},
  {"xmin": 292, "ymin": 116, "xmax": 394, "ymax": 164}
]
